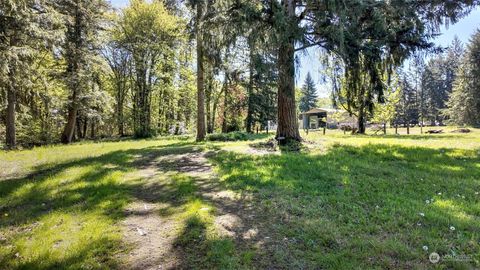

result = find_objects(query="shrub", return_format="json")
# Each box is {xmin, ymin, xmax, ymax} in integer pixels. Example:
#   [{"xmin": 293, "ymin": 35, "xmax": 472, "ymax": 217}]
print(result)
[{"xmin": 206, "ymin": 132, "xmax": 251, "ymax": 142}]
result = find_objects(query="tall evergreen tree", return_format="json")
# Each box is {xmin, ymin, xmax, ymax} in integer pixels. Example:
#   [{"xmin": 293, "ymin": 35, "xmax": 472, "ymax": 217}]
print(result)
[
  {"xmin": 395, "ymin": 74, "xmax": 419, "ymax": 132},
  {"xmin": 445, "ymin": 30, "xmax": 480, "ymax": 126},
  {"xmin": 0, "ymin": 0, "xmax": 58, "ymax": 148},
  {"xmin": 57, "ymin": 0, "xmax": 109, "ymax": 143},
  {"xmin": 420, "ymin": 38, "xmax": 464, "ymax": 125},
  {"xmin": 299, "ymin": 72, "xmax": 318, "ymax": 112}
]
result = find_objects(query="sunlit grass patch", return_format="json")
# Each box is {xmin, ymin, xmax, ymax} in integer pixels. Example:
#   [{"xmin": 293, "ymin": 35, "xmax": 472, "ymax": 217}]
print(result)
[{"xmin": 209, "ymin": 133, "xmax": 480, "ymax": 269}]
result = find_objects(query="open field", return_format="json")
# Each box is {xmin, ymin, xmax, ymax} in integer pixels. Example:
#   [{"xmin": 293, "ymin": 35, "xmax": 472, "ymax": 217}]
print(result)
[{"xmin": 1, "ymin": 127, "xmax": 479, "ymax": 269}]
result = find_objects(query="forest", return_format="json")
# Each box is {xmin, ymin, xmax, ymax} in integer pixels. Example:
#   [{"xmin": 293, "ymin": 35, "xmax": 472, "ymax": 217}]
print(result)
[{"xmin": 2, "ymin": 0, "xmax": 480, "ymax": 149}]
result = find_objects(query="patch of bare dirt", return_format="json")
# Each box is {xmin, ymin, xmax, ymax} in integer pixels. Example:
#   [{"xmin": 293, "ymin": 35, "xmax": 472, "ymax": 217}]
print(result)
[
  {"xmin": 120, "ymin": 148, "xmax": 264, "ymax": 269},
  {"xmin": 121, "ymin": 201, "xmax": 180, "ymax": 270}
]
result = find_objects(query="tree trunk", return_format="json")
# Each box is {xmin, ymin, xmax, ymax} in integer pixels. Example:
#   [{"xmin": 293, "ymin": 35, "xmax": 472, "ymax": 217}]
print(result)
[
  {"xmin": 276, "ymin": 2, "xmax": 300, "ymax": 145},
  {"xmin": 116, "ymin": 81, "xmax": 125, "ymax": 137},
  {"xmin": 76, "ymin": 117, "xmax": 83, "ymax": 140},
  {"xmin": 206, "ymin": 73, "xmax": 213, "ymax": 133},
  {"xmin": 420, "ymin": 116, "xmax": 423, "ymax": 134},
  {"xmin": 196, "ymin": 3, "xmax": 206, "ymax": 141},
  {"xmin": 246, "ymin": 38, "xmax": 255, "ymax": 133},
  {"xmin": 90, "ymin": 120, "xmax": 95, "ymax": 139},
  {"xmin": 222, "ymin": 83, "xmax": 228, "ymax": 133},
  {"xmin": 134, "ymin": 68, "xmax": 151, "ymax": 138},
  {"xmin": 5, "ymin": 85, "xmax": 16, "ymax": 149},
  {"xmin": 211, "ymin": 94, "xmax": 219, "ymax": 133},
  {"xmin": 61, "ymin": 92, "xmax": 78, "ymax": 144},
  {"xmin": 357, "ymin": 104, "xmax": 366, "ymax": 134},
  {"xmin": 83, "ymin": 118, "xmax": 88, "ymax": 139}
]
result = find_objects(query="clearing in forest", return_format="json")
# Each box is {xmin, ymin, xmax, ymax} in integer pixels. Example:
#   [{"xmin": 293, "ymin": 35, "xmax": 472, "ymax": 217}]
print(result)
[{"xmin": 0, "ymin": 128, "xmax": 479, "ymax": 269}]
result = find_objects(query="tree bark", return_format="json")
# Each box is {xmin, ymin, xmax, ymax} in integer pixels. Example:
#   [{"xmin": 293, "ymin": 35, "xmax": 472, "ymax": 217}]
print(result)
[
  {"xmin": 276, "ymin": 1, "xmax": 301, "ymax": 145},
  {"xmin": 5, "ymin": 85, "xmax": 16, "ymax": 149},
  {"xmin": 90, "ymin": 120, "xmax": 95, "ymax": 139},
  {"xmin": 357, "ymin": 87, "xmax": 367, "ymax": 134},
  {"xmin": 61, "ymin": 91, "xmax": 78, "ymax": 144},
  {"xmin": 206, "ymin": 71, "xmax": 213, "ymax": 133},
  {"xmin": 211, "ymin": 91, "xmax": 220, "ymax": 133},
  {"xmin": 62, "ymin": 6, "xmax": 82, "ymax": 144},
  {"xmin": 357, "ymin": 106, "xmax": 366, "ymax": 134},
  {"xmin": 116, "ymin": 81, "xmax": 125, "ymax": 137},
  {"xmin": 196, "ymin": 2, "xmax": 206, "ymax": 141},
  {"xmin": 222, "ymin": 81, "xmax": 228, "ymax": 133},
  {"xmin": 76, "ymin": 117, "xmax": 83, "ymax": 140},
  {"xmin": 83, "ymin": 117, "xmax": 88, "ymax": 139},
  {"xmin": 246, "ymin": 37, "xmax": 255, "ymax": 133}
]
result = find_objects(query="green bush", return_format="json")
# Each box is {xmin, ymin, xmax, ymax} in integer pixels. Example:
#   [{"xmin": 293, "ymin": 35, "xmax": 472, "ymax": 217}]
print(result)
[{"xmin": 206, "ymin": 132, "xmax": 251, "ymax": 142}]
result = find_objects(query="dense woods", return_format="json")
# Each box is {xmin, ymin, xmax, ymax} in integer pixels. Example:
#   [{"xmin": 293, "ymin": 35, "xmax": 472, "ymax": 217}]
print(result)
[{"xmin": 1, "ymin": 0, "xmax": 479, "ymax": 148}]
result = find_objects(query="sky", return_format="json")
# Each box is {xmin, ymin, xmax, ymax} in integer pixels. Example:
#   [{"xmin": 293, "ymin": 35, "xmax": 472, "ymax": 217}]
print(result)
[{"xmin": 109, "ymin": 0, "xmax": 480, "ymax": 97}]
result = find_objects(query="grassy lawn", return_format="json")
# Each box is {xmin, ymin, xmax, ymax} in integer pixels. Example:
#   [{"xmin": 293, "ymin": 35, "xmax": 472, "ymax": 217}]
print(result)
[{"xmin": 1, "ymin": 128, "xmax": 479, "ymax": 269}]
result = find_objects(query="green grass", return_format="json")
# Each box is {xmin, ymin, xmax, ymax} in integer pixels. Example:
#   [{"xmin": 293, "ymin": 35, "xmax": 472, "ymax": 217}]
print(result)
[{"xmin": 1, "ymin": 128, "xmax": 479, "ymax": 269}]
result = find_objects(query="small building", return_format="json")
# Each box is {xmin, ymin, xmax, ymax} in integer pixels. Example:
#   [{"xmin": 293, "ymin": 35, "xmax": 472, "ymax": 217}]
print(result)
[
  {"xmin": 299, "ymin": 108, "xmax": 328, "ymax": 129},
  {"xmin": 299, "ymin": 108, "xmax": 357, "ymax": 130}
]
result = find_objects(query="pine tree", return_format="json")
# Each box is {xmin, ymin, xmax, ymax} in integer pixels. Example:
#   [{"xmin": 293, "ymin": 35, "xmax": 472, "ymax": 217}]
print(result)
[
  {"xmin": 0, "ymin": 0, "xmax": 58, "ymax": 148},
  {"xmin": 445, "ymin": 30, "xmax": 480, "ymax": 126},
  {"xmin": 396, "ymin": 75, "xmax": 419, "ymax": 133},
  {"xmin": 299, "ymin": 73, "xmax": 318, "ymax": 112},
  {"xmin": 57, "ymin": 0, "xmax": 109, "ymax": 143}
]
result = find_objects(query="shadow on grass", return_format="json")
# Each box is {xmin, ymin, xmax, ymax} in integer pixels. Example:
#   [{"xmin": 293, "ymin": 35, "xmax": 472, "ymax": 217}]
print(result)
[
  {"xmin": 0, "ymin": 139, "xmax": 479, "ymax": 269},
  {"xmin": 0, "ymin": 141, "xmax": 207, "ymax": 269},
  {"xmin": 207, "ymin": 144, "xmax": 480, "ymax": 269},
  {"xmin": 173, "ymin": 215, "xmax": 244, "ymax": 269},
  {"xmin": 362, "ymin": 133, "xmax": 468, "ymax": 140}
]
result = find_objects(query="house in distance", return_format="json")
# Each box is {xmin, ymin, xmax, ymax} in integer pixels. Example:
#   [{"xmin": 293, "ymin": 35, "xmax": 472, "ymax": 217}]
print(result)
[
  {"xmin": 299, "ymin": 108, "xmax": 357, "ymax": 130},
  {"xmin": 299, "ymin": 108, "xmax": 328, "ymax": 130}
]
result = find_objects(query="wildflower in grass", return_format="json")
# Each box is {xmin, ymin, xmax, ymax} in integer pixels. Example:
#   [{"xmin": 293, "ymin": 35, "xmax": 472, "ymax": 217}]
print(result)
[
  {"xmin": 437, "ymin": 192, "xmax": 442, "ymax": 195},
  {"xmin": 475, "ymin": 192, "xmax": 479, "ymax": 195},
  {"xmin": 425, "ymin": 200, "xmax": 430, "ymax": 204},
  {"xmin": 419, "ymin": 213, "xmax": 425, "ymax": 217},
  {"xmin": 423, "ymin": 246, "xmax": 429, "ymax": 251},
  {"xmin": 450, "ymin": 226, "xmax": 456, "ymax": 231}
]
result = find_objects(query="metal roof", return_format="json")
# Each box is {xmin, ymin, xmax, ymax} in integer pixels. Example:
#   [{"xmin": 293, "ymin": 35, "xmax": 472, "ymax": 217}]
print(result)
[{"xmin": 303, "ymin": 108, "xmax": 328, "ymax": 114}]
